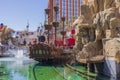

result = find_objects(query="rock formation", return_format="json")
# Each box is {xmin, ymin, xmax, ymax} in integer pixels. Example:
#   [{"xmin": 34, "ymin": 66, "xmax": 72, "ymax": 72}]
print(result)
[
  {"xmin": 74, "ymin": 0, "xmax": 120, "ymax": 64},
  {"xmin": 73, "ymin": 0, "xmax": 120, "ymax": 77}
]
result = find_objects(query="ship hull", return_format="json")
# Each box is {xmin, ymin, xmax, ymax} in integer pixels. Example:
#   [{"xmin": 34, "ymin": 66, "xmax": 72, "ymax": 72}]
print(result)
[{"xmin": 33, "ymin": 54, "xmax": 75, "ymax": 66}]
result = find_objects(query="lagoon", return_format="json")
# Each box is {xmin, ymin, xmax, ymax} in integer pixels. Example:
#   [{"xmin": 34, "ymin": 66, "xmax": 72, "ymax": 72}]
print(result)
[{"xmin": 0, "ymin": 57, "xmax": 115, "ymax": 80}]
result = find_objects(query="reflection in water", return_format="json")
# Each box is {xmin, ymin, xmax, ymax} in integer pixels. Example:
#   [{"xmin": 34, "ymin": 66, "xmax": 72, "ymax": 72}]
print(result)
[
  {"xmin": 0, "ymin": 58, "xmax": 118, "ymax": 80},
  {"xmin": 32, "ymin": 63, "xmax": 39, "ymax": 80}
]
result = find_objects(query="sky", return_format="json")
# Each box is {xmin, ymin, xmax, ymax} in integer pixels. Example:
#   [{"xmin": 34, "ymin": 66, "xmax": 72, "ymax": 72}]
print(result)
[{"xmin": 0, "ymin": 0, "xmax": 48, "ymax": 31}]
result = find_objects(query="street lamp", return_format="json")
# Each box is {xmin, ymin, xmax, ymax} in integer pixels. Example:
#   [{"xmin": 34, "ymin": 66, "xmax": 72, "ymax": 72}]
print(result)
[
  {"xmin": 44, "ymin": 24, "xmax": 52, "ymax": 44},
  {"xmin": 44, "ymin": 8, "xmax": 52, "ymax": 44},
  {"xmin": 54, "ymin": 6, "xmax": 59, "ymax": 21},
  {"xmin": 53, "ymin": 6, "xmax": 59, "ymax": 46},
  {"xmin": 37, "ymin": 26, "xmax": 40, "ymax": 36},
  {"xmin": 26, "ymin": 23, "xmax": 29, "ymax": 35},
  {"xmin": 60, "ymin": 17, "xmax": 66, "ymax": 49},
  {"xmin": 26, "ymin": 25, "xmax": 29, "ymax": 32}
]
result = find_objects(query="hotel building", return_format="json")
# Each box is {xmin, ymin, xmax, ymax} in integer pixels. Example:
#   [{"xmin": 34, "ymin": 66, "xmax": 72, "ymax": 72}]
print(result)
[{"xmin": 48, "ymin": 0, "xmax": 83, "ymax": 24}]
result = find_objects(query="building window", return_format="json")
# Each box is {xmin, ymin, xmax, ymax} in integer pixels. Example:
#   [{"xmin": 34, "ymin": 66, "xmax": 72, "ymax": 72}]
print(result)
[
  {"xmin": 80, "ymin": 0, "xmax": 84, "ymax": 5},
  {"xmin": 56, "ymin": 0, "xmax": 60, "ymax": 21},
  {"xmin": 62, "ymin": 0, "xmax": 66, "ymax": 16},
  {"xmin": 56, "ymin": 0, "xmax": 59, "ymax": 6},
  {"xmin": 68, "ymin": 0, "xmax": 72, "ymax": 22},
  {"xmin": 74, "ymin": 0, "xmax": 78, "ymax": 18}
]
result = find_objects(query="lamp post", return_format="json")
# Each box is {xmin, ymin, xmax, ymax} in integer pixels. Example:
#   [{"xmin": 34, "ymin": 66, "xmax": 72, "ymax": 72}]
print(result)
[
  {"xmin": 44, "ymin": 8, "xmax": 51, "ymax": 44},
  {"xmin": 37, "ymin": 26, "xmax": 40, "ymax": 36},
  {"xmin": 26, "ymin": 22, "xmax": 29, "ymax": 36},
  {"xmin": 26, "ymin": 25, "xmax": 29, "ymax": 32},
  {"xmin": 52, "ymin": 22, "xmax": 59, "ymax": 45},
  {"xmin": 44, "ymin": 24, "xmax": 52, "ymax": 44},
  {"xmin": 61, "ymin": 17, "xmax": 66, "ymax": 49},
  {"xmin": 53, "ymin": 6, "xmax": 59, "ymax": 46}
]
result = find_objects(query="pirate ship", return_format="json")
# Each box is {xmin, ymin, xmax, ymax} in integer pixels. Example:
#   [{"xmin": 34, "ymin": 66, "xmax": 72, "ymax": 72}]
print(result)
[{"xmin": 29, "ymin": 42, "xmax": 75, "ymax": 65}]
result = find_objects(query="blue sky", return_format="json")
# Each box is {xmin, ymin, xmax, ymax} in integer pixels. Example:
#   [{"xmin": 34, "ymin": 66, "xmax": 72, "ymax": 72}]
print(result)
[{"xmin": 0, "ymin": 0, "xmax": 48, "ymax": 31}]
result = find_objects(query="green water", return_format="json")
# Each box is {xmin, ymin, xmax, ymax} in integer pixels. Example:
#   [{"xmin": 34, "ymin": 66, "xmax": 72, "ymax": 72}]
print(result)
[{"xmin": 0, "ymin": 58, "xmax": 112, "ymax": 80}]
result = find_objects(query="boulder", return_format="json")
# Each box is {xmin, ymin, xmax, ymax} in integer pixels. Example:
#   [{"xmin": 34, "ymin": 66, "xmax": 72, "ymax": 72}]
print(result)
[
  {"xmin": 77, "ymin": 40, "xmax": 103, "ymax": 59},
  {"xmin": 110, "ymin": 18, "xmax": 120, "ymax": 38},
  {"xmin": 80, "ymin": 5, "xmax": 93, "ymax": 24},
  {"xmin": 93, "ymin": 7, "xmax": 118, "ymax": 40},
  {"xmin": 104, "ymin": 0, "xmax": 115, "ymax": 9},
  {"xmin": 93, "ymin": 0, "xmax": 104, "ymax": 13}
]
